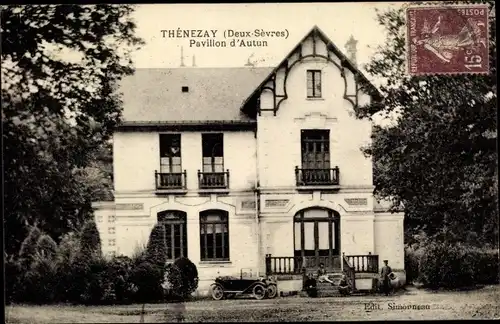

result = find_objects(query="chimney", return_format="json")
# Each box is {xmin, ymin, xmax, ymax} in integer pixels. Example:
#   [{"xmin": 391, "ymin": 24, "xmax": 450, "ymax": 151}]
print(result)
[
  {"xmin": 180, "ymin": 46, "xmax": 185, "ymax": 67},
  {"xmin": 192, "ymin": 55, "xmax": 196, "ymax": 67},
  {"xmin": 345, "ymin": 35, "xmax": 358, "ymax": 66},
  {"xmin": 244, "ymin": 53, "xmax": 255, "ymax": 67}
]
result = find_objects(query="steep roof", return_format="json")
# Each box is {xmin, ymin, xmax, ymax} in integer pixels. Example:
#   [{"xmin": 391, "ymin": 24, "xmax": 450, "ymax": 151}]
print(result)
[
  {"xmin": 118, "ymin": 26, "xmax": 380, "ymax": 125},
  {"xmin": 119, "ymin": 67, "xmax": 273, "ymax": 123}
]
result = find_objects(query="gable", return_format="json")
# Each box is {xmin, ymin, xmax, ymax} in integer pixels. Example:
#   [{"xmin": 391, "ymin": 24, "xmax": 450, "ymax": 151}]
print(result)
[{"xmin": 241, "ymin": 25, "xmax": 382, "ymax": 117}]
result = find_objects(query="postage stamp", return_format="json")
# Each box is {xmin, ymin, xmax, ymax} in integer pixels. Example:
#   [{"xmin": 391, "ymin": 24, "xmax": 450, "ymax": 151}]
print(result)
[{"xmin": 406, "ymin": 4, "xmax": 490, "ymax": 75}]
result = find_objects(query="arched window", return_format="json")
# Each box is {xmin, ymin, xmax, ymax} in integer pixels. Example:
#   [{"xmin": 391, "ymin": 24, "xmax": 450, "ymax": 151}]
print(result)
[
  {"xmin": 200, "ymin": 210, "xmax": 229, "ymax": 261},
  {"xmin": 157, "ymin": 210, "xmax": 187, "ymax": 261},
  {"xmin": 293, "ymin": 208, "xmax": 340, "ymax": 269}
]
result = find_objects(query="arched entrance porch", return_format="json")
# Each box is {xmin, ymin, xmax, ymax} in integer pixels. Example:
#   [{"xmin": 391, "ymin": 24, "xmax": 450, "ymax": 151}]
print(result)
[{"xmin": 293, "ymin": 207, "xmax": 341, "ymax": 271}]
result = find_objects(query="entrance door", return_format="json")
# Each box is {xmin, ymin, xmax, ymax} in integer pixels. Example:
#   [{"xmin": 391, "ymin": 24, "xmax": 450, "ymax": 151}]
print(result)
[{"xmin": 294, "ymin": 208, "xmax": 340, "ymax": 270}]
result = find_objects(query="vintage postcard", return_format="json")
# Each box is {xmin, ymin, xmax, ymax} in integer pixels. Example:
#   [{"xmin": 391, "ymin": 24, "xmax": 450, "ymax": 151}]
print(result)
[{"xmin": 3, "ymin": 1, "xmax": 498, "ymax": 323}]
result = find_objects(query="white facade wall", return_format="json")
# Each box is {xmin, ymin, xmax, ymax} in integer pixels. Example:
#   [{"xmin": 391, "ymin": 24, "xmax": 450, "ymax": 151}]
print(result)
[
  {"xmin": 114, "ymin": 131, "xmax": 257, "ymax": 193},
  {"xmin": 94, "ymin": 31, "xmax": 405, "ymax": 296}
]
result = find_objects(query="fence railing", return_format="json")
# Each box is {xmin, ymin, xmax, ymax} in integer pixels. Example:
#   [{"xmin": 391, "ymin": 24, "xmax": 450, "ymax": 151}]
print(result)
[
  {"xmin": 155, "ymin": 170, "xmax": 187, "ymax": 190},
  {"xmin": 198, "ymin": 170, "xmax": 230, "ymax": 189},
  {"xmin": 265, "ymin": 254, "xmax": 379, "ymax": 276},
  {"xmin": 295, "ymin": 167, "xmax": 340, "ymax": 186},
  {"xmin": 344, "ymin": 253, "xmax": 379, "ymax": 273},
  {"xmin": 265, "ymin": 255, "xmax": 340, "ymax": 275},
  {"xmin": 342, "ymin": 253, "xmax": 357, "ymax": 291}
]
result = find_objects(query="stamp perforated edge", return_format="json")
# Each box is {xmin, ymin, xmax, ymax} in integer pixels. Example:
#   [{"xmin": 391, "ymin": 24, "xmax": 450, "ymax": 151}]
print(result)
[{"xmin": 404, "ymin": 3, "xmax": 492, "ymax": 76}]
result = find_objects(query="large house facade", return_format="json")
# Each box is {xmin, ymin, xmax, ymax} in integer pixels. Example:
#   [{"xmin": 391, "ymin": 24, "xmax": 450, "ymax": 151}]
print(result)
[{"xmin": 93, "ymin": 26, "xmax": 405, "ymax": 295}]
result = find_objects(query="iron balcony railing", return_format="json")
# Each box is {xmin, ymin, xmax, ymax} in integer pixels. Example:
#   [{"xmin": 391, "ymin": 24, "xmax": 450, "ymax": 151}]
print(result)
[
  {"xmin": 155, "ymin": 170, "xmax": 187, "ymax": 190},
  {"xmin": 198, "ymin": 170, "xmax": 230, "ymax": 189},
  {"xmin": 295, "ymin": 166, "xmax": 340, "ymax": 186}
]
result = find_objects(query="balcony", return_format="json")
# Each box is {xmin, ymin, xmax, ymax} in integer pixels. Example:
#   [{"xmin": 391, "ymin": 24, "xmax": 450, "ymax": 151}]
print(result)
[
  {"xmin": 155, "ymin": 170, "xmax": 187, "ymax": 193},
  {"xmin": 295, "ymin": 166, "xmax": 340, "ymax": 188},
  {"xmin": 198, "ymin": 170, "xmax": 230, "ymax": 191}
]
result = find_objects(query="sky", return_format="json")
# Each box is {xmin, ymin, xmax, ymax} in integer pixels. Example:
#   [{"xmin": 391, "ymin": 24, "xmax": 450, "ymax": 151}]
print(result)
[
  {"xmin": 130, "ymin": 2, "xmax": 403, "ymax": 79},
  {"xmin": 129, "ymin": 2, "xmax": 404, "ymax": 125}
]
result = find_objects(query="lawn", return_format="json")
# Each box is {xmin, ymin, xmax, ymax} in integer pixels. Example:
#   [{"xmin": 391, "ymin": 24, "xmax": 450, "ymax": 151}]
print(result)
[{"xmin": 5, "ymin": 285, "xmax": 500, "ymax": 323}]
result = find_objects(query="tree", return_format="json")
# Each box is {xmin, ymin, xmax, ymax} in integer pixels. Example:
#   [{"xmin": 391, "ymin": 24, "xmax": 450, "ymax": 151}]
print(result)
[
  {"xmin": 359, "ymin": 1, "xmax": 497, "ymax": 246},
  {"xmin": 79, "ymin": 220, "xmax": 102, "ymax": 257},
  {"xmin": 18, "ymin": 226, "xmax": 42, "ymax": 262},
  {"xmin": 1, "ymin": 5, "xmax": 144, "ymax": 255}
]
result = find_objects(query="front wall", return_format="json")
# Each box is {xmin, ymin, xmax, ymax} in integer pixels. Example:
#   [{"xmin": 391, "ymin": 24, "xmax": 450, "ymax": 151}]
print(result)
[
  {"xmin": 114, "ymin": 132, "xmax": 158, "ymax": 192},
  {"xmin": 257, "ymin": 36, "xmax": 373, "ymax": 189},
  {"xmin": 374, "ymin": 213, "xmax": 405, "ymax": 270},
  {"xmin": 95, "ymin": 194, "xmax": 260, "ymax": 296},
  {"xmin": 259, "ymin": 190, "xmax": 377, "ymax": 273},
  {"xmin": 114, "ymin": 131, "xmax": 257, "ymax": 193},
  {"xmin": 105, "ymin": 32, "xmax": 404, "ymax": 295}
]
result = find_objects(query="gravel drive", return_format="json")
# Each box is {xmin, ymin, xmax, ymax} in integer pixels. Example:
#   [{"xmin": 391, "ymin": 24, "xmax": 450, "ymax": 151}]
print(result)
[{"xmin": 6, "ymin": 285, "xmax": 500, "ymax": 322}]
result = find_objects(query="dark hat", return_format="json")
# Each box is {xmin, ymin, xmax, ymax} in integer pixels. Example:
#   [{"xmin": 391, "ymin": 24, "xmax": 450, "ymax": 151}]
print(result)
[{"xmin": 383, "ymin": 259, "xmax": 388, "ymax": 262}]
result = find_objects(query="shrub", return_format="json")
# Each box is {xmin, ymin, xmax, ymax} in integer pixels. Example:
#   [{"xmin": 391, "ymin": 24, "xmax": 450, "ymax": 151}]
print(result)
[
  {"xmin": 36, "ymin": 234, "xmax": 58, "ymax": 259},
  {"xmin": 18, "ymin": 226, "xmax": 42, "ymax": 268},
  {"xmin": 417, "ymin": 241, "xmax": 499, "ymax": 289},
  {"xmin": 24, "ymin": 255, "xmax": 59, "ymax": 304},
  {"xmin": 146, "ymin": 224, "xmax": 167, "ymax": 266},
  {"xmin": 164, "ymin": 257, "xmax": 199, "ymax": 300},
  {"xmin": 5, "ymin": 255, "xmax": 23, "ymax": 304},
  {"xmin": 79, "ymin": 220, "xmax": 102, "ymax": 257},
  {"xmin": 130, "ymin": 260, "xmax": 165, "ymax": 303},
  {"xmin": 475, "ymin": 249, "xmax": 499, "ymax": 285},
  {"xmin": 404, "ymin": 245, "xmax": 421, "ymax": 284},
  {"xmin": 107, "ymin": 256, "xmax": 138, "ymax": 304},
  {"xmin": 78, "ymin": 255, "xmax": 109, "ymax": 305}
]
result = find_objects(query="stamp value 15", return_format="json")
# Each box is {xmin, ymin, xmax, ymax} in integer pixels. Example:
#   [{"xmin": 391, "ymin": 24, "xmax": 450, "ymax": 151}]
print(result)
[{"xmin": 406, "ymin": 4, "xmax": 490, "ymax": 76}]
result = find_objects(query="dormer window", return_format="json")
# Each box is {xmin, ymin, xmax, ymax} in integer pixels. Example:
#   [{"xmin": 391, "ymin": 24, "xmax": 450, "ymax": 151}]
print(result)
[
  {"xmin": 182, "ymin": 86, "xmax": 189, "ymax": 93},
  {"xmin": 307, "ymin": 70, "xmax": 322, "ymax": 98}
]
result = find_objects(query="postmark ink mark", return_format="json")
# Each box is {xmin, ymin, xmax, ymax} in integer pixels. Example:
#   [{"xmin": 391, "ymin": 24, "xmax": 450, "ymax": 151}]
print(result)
[{"xmin": 406, "ymin": 4, "xmax": 490, "ymax": 75}]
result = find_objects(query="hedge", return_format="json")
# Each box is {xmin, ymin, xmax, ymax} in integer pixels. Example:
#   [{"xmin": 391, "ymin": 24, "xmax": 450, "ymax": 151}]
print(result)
[
  {"xmin": 5, "ymin": 227, "xmax": 199, "ymax": 305},
  {"xmin": 405, "ymin": 241, "xmax": 499, "ymax": 289}
]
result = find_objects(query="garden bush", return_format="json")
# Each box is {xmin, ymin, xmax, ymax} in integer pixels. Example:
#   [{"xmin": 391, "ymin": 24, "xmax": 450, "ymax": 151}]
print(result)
[
  {"xmin": 164, "ymin": 257, "xmax": 199, "ymax": 300},
  {"xmin": 145, "ymin": 224, "xmax": 167, "ymax": 266},
  {"xmin": 107, "ymin": 256, "xmax": 138, "ymax": 304},
  {"xmin": 130, "ymin": 259, "xmax": 165, "ymax": 303},
  {"xmin": 475, "ymin": 249, "xmax": 499, "ymax": 285},
  {"xmin": 412, "ymin": 241, "xmax": 499, "ymax": 289},
  {"xmin": 5, "ymin": 255, "xmax": 23, "ymax": 304},
  {"xmin": 79, "ymin": 220, "xmax": 102, "ymax": 257}
]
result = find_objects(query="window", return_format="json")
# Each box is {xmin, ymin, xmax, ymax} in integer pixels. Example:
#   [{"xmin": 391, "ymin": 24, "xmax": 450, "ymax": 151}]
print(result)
[
  {"xmin": 158, "ymin": 211, "xmax": 188, "ymax": 261},
  {"xmin": 202, "ymin": 133, "xmax": 224, "ymax": 173},
  {"xmin": 159, "ymin": 134, "xmax": 181, "ymax": 173},
  {"xmin": 200, "ymin": 210, "xmax": 229, "ymax": 261},
  {"xmin": 307, "ymin": 70, "xmax": 322, "ymax": 98},
  {"xmin": 301, "ymin": 130, "xmax": 330, "ymax": 169},
  {"xmin": 108, "ymin": 227, "xmax": 115, "ymax": 234}
]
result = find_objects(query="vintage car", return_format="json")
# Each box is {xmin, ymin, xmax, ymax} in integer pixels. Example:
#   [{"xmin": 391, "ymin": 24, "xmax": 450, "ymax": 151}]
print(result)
[{"xmin": 210, "ymin": 275, "xmax": 278, "ymax": 300}]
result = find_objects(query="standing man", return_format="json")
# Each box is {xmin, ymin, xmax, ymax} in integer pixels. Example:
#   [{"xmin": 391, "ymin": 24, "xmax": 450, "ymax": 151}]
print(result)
[{"xmin": 380, "ymin": 259, "xmax": 392, "ymax": 296}]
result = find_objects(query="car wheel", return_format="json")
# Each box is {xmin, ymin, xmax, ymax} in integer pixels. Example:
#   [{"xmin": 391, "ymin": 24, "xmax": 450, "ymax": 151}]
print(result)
[
  {"xmin": 253, "ymin": 283, "xmax": 267, "ymax": 300},
  {"xmin": 267, "ymin": 284, "xmax": 278, "ymax": 299},
  {"xmin": 211, "ymin": 284, "xmax": 224, "ymax": 300}
]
